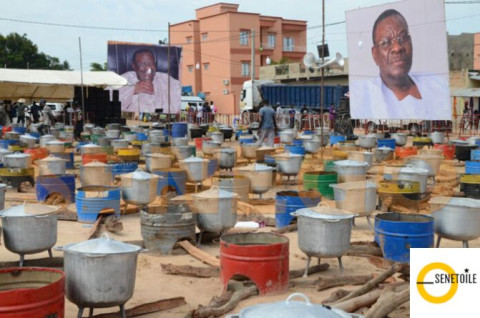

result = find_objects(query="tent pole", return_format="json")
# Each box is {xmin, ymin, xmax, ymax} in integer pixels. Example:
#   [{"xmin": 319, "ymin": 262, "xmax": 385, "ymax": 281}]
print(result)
[{"xmin": 79, "ymin": 37, "xmax": 85, "ymax": 129}]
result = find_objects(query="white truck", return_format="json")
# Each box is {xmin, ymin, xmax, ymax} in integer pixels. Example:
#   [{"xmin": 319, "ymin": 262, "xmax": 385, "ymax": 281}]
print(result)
[{"xmin": 239, "ymin": 79, "xmax": 274, "ymax": 122}]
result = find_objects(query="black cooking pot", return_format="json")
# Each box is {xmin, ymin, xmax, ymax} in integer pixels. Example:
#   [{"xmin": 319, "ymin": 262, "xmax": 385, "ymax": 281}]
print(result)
[
  {"xmin": 220, "ymin": 128, "xmax": 233, "ymax": 141},
  {"xmin": 455, "ymin": 144, "xmax": 477, "ymax": 161},
  {"xmin": 190, "ymin": 128, "xmax": 203, "ymax": 139}
]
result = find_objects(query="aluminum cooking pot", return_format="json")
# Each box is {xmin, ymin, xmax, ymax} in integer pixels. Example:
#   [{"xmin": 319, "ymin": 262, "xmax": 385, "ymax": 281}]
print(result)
[
  {"xmin": 236, "ymin": 163, "xmax": 273, "ymax": 195},
  {"xmin": 373, "ymin": 146, "xmax": 394, "ymax": 163},
  {"xmin": 240, "ymin": 143, "xmax": 260, "ymax": 160},
  {"xmin": 430, "ymin": 196, "xmax": 480, "ymax": 247},
  {"xmin": 193, "ymin": 186, "xmax": 239, "ymax": 233},
  {"xmin": 172, "ymin": 137, "xmax": 189, "ymax": 147},
  {"xmin": 333, "ymin": 160, "xmax": 368, "ymax": 183},
  {"xmin": 145, "ymin": 153, "xmax": 172, "ymax": 172},
  {"xmin": 4, "ymin": 152, "xmax": 32, "ymax": 169},
  {"xmin": 228, "ymin": 293, "xmax": 363, "ymax": 318},
  {"xmin": 391, "ymin": 133, "xmax": 407, "ymax": 146},
  {"xmin": 80, "ymin": 143, "xmax": 103, "ymax": 155},
  {"xmin": 121, "ymin": 169, "xmax": 160, "ymax": 205},
  {"xmin": 38, "ymin": 155, "xmax": 67, "ymax": 176},
  {"xmin": 39, "ymin": 134, "xmax": 56, "ymax": 148},
  {"xmin": 355, "ymin": 135, "xmax": 376, "ymax": 149},
  {"xmin": 1, "ymin": 204, "xmax": 59, "ymax": 267},
  {"xmin": 80, "ymin": 161, "xmax": 113, "ymax": 187},
  {"xmin": 214, "ymin": 147, "xmax": 237, "ymax": 169},
  {"xmin": 56, "ymin": 235, "xmax": 142, "ymax": 313},
  {"xmin": 45, "ymin": 140, "xmax": 65, "ymax": 153},
  {"xmin": 202, "ymin": 140, "xmax": 221, "ymax": 155},
  {"xmin": 398, "ymin": 166, "xmax": 429, "ymax": 193},
  {"xmin": 207, "ymin": 131, "xmax": 224, "ymax": 144},
  {"xmin": 179, "ymin": 156, "xmax": 209, "ymax": 183},
  {"xmin": 20, "ymin": 134, "xmax": 37, "ymax": 148},
  {"xmin": 110, "ymin": 139, "xmax": 129, "ymax": 151},
  {"xmin": 274, "ymin": 152, "xmax": 303, "ymax": 175}
]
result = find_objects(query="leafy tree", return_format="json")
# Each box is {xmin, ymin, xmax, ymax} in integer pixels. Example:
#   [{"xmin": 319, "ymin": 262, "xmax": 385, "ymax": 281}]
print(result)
[
  {"xmin": 90, "ymin": 62, "xmax": 107, "ymax": 71},
  {"xmin": 0, "ymin": 33, "xmax": 70, "ymax": 70}
]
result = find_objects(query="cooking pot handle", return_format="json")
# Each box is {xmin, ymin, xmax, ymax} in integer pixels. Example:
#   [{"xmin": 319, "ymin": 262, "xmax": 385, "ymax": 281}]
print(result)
[
  {"xmin": 317, "ymin": 202, "xmax": 330, "ymax": 207},
  {"xmin": 285, "ymin": 292, "xmax": 311, "ymax": 305}
]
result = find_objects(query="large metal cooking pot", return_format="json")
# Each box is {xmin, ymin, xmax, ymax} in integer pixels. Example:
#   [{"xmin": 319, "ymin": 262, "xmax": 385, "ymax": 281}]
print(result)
[
  {"xmin": 20, "ymin": 134, "xmax": 37, "ymax": 148},
  {"xmin": 202, "ymin": 140, "xmax": 221, "ymax": 155},
  {"xmin": 141, "ymin": 142, "xmax": 162, "ymax": 155},
  {"xmin": 121, "ymin": 169, "xmax": 160, "ymax": 205},
  {"xmin": 0, "ymin": 149, "xmax": 13, "ymax": 164},
  {"xmin": 211, "ymin": 173, "xmax": 250, "ymax": 202},
  {"xmin": 355, "ymin": 134, "xmax": 376, "ymax": 149},
  {"xmin": 214, "ymin": 147, "xmax": 237, "ymax": 169},
  {"xmin": 110, "ymin": 139, "xmax": 129, "ymax": 151},
  {"xmin": 145, "ymin": 153, "xmax": 172, "ymax": 172},
  {"xmin": 105, "ymin": 129, "xmax": 120, "ymax": 139},
  {"xmin": 406, "ymin": 155, "xmax": 442, "ymax": 177},
  {"xmin": 279, "ymin": 130, "xmax": 296, "ymax": 144},
  {"xmin": 398, "ymin": 166, "xmax": 429, "ymax": 193},
  {"xmin": 207, "ymin": 131, "xmax": 224, "ymax": 144},
  {"xmin": 429, "ymin": 131, "xmax": 445, "ymax": 144},
  {"xmin": 292, "ymin": 203, "xmax": 356, "ymax": 275},
  {"xmin": 330, "ymin": 181, "xmax": 377, "ymax": 217},
  {"xmin": 274, "ymin": 152, "xmax": 303, "ymax": 175},
  {"xmin": 172, "ymin": 137, "xmax": 189, "ymax": 147},
  {"xmin": 347, "ymin": 151, "xmax": 373, "ymax": 170},
  {"xmin": 240, "ymin": 143, "xmax": 260, "ymax": 160},
  {"xmin": 4, "ymin": 152, "xmax": 32, "ymax": 168},
  {"xmin": 333, "ymin": 160, "xmax": 368, "ymax": 183},
  {"xmin": 373, "ymin": 146, "xmax": 394, "ymax": 163},
  {"xmin": 228, "ymin": 293, "xmax": 363, "ymax": 318},
  {"xmin": 45, "ymin": 140, "xmax": 65, "ymax": 153},
  {"xmin": 173, "ymin": 145, "xmax": 195, "ymax": 161},
  {"xmin": 4, "ymin": 131, "xmax": 20, "ymax": 140},
  {"xmin": 391, "ymin": 132, "xmax": 407, "ymax": 146},
  {"xmin": 39, "ymin": 134, "xmax": 56, "ymax": 148},
  {"xmin": 192, "ymin": 186, "xmax": 238, "ymax": 233},
  {"xmin": 1, "ymin": 204, "xmax": 59, "ymax": 266},
  {"xmin": 80, "ymin": 143, "xmax": 103, "ymax": 155},
  {"xmin": 455, "ymin": 143, "xmax": 477, "ymax": 161},
  {"xmin": 236, "ymin": 163, "xmax": 273, "ymax": 197},
  {"xmin": 430, "ymin": 196, "xmax": 480, "ymax": 247},
  {"xmin": 303, "ymin": 138, "xmax": 322, "ymax": 153},
  {"xmin": 57, "ymin": 235, "xmax": 141, "ymax": 317},
  {"xmin": 179, "ymin": 156, "xmax": 209, "ymax": 183},
  {"xmin": 38, "ymin": 155, "xmax": 67, "ymax": 176},
  {"xmin": 80, "ymin": 161, "xmax": 113, "ymax": 187}
]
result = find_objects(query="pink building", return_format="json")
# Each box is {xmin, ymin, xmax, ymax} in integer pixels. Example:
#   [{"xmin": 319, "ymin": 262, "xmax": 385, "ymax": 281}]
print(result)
[{"xmin": 170, "ymin": 3, "xmax": 306, "ymax": 114}]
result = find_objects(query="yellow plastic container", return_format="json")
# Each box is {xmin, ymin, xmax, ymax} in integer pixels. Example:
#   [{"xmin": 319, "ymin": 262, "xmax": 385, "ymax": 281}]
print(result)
[{"xmin": 378, "ymin": 180, "xmax": 420, "ymax": 194}]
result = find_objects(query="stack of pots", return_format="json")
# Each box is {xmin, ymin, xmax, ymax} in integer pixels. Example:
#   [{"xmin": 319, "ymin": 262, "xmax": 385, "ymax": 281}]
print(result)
[
  {"xmin": 57, "ymin": 236, "xmax": 142, "ymax": 317},
  {"xmin": 80, "ymin": 161, "xmax": 113, "ymax": 187},
  {"xmin": 192, "ymin": 186, "xmax": 239, "ymax": 235},
  {"xmin": 121, "ymin": 169, "xmax": 160, "ymax": 205}
]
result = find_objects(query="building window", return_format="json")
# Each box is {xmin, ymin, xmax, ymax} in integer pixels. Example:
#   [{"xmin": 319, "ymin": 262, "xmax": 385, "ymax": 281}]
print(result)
[
  {"xmin": 202, "ymin": 33, "xmax": 208, "ymax": 41},
  {"xmin": 203, "ymin": 63, "xmax": 210, "ymax": 70},
  {"xmin": 240, "ymin": 30, "xmax": 249, "ymax": 46},
  {"xmin": 268, "ymin": 34, "xmax": 276, "ymax": 48},
  {"xmin": 241, "ymin": 62, "xmax": 250, "ymax": 76},
  {"xmin": 187, "ymin": 65, "xmax": 193, "ymax": 72},
  {"xmin": 283, "ymin": 37, "xmax": 294, "ymax": 51},
  {"xmin": 186, "ymin": 36, "xmax": 192, "ymax": 44}
]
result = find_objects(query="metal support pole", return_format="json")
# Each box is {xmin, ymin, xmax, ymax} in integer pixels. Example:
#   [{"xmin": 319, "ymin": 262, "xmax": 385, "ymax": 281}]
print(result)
[
  {"xmin": 320, "ymin": 0, "xmax": 325, "ymax": 161},
  {"xmin": 79, "ymin": 37, "xmax": 85, "ymax": 128}
]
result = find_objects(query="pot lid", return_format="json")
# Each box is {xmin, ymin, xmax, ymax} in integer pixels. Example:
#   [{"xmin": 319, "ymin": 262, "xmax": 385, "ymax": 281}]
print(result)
[
  {"xmin": 430, "ymin": 196, "xmax": 480, "ymax": 208},
  {"xmin": 1, "ymin": 204, "xmax": 59, "ymax": 217},
  {"xmin": 234, "ymin": 293, "xmax": 355, "ymax": 318},
  {"xmin": 46, "ymin": 140, "xmax": 65, "ymax": 145},
  {"xmin": 192, "ymin": 186, "xmax": 238, "ymax": 199},
  {"xmin": 83, "ymin": 160, "xmax": 108, "ymax": 167},
  {"xmin": 81, "ymin": 143, "xmax": 101, "ymax": 148},
  {"xmin": 0, "ymin": 149, "xmax": 13, "ymax": 154},
  {"xmin": 40, "ymin": 155, "xmax": 67, "ymax": 162},
  {"xmin": 63, "ymin": 234, "xmax": 141, "ymax": 254},
  {"xmin": 6, "ymin": 152, "xmax": 31, "ymax": 159},
  {"xmin": 294, "ymin": 203, "xmax": 356, "ymax": 220},
  {"xmin": 21, "ymin": 134, "xmax": 37, "ymax": 140},
  {"xmin": 40, "ymin": 134, "xmax": 55, "ymax": 139},
  {"xmin": 334, "ymin": 160, "xmax": 368, "ymax": 167},
  {"xmin": 216, "ymin": 147, "xmax": 235, "ymax": 153},
  {"xmin": 399, "ymin": 167, "xmax": 429, "ymax": 175},
  {"xmin": 183, "ymin": 156, "xmax": 207, "ymax": 163},
  {"xmin": 145, "ymin": 153, "xmax": 171, "ymax": 158},
  {"xmin": 375, "ymin": 146, "xmax": 394, "ymax": 152},
  {"xmin": 130, "ymin": 169, "xmax": 159, "ymax": 180},
  {"xmin": 112, "ymin": 138, "xmax": 128, "ymax": 143}
]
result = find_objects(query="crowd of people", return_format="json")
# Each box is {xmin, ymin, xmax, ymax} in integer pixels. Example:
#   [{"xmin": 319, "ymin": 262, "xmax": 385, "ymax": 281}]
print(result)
[{"xmin": 185, "ymin": 100, "xmax": 217, "ymax": 124}]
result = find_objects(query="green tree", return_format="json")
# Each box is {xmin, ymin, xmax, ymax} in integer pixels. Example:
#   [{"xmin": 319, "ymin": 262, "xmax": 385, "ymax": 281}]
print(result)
[
  {"xmin": 90, "ymin": 62, "xmax": 107, "ymax": 71},
  {"xmin": 0, "ymin": 33, "xmax": 70, "ymax": 70}
]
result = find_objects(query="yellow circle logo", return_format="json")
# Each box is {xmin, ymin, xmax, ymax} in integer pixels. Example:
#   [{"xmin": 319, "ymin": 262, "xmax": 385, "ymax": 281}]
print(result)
[{"xmin": 417, "ymin": 262, "xmax": 458, "ymax": 304}]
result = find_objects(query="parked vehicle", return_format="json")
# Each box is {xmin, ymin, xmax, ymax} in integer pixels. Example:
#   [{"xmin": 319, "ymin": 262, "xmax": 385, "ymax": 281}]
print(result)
[{"xmin": 181, "ymin": 96, "xmax": 205, "ymax": 112}]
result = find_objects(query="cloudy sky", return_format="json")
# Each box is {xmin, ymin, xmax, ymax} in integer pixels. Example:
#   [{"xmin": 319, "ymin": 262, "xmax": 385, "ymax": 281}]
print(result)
[{"xmin": 0, "ymin": 0, "xmax": 478, "ymax": 70}]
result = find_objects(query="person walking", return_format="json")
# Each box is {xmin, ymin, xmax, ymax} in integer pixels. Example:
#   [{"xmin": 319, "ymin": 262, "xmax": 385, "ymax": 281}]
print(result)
[
  {"xmin": 16, "ymin": 99, "xmax": 27, "ymax": 126},
  {"xmin": 257, "ymin": 100, "xmax": 277, "ymax": 147}
]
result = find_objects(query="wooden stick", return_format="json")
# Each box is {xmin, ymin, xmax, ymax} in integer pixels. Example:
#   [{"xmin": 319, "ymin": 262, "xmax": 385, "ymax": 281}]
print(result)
[
  {"xmin": 92, "ymin": 297, "xmax": 186, "ymax": 318},
  {"xmin": 0, "ymin": 257, "xmax": 64, "ymax": 269},
  {"xmin": 365, "ymin": 288, "xmax": 410, "ymax": 318},
  {"xmin": 335, "ymin": 263, "xmax": 406, "ymax": 303},
  {"xmin": 333, "ymin": 288, "xmax": 383, "ymax": 313},
  {"xmin": 316, "ymin": 275, "xmax": 373, "ymax": 291},
  {"xmin": 178, "ymin": 240, "xmax": 220, "ymax": 268},
  {"xmin": 161, "ymin": 263, "xmax": 220, "ymax": 278},
  {"xmin": 322, "ymin": 289, "xmax": 350, "ymax": 304},
  {"xmin": 87, "ymin": 215, "xmax": 105, "ymax": 240},
  {"xmin": 345, "ymin": 244, "xmax": 383, "ymax": 257}
]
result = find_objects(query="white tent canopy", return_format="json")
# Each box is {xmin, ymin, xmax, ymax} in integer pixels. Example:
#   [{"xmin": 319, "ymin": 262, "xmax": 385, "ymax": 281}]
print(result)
[{"xmin": 0, "ymin": 69, "xmax": 127, "ymax": 102}]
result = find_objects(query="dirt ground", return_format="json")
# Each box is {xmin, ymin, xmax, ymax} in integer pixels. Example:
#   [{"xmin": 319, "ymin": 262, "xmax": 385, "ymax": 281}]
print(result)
[{"xmin": 0, "ymin": 132, "xmax": 476, "ymax": 317}]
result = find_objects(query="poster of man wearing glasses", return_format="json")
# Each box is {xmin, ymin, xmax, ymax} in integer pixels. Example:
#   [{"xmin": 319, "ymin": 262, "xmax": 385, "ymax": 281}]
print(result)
[
  {"xmin": 346, "ymin": 0, "xmax": 450, "ymax": 120},
  {"xmin": 107, "ymin": 41, "xmax": 182, "ymax": 114}
]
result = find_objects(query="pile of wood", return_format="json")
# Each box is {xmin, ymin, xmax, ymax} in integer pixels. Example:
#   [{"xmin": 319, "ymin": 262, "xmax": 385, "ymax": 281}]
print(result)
[{"xmin": 432, "ymin": 163, "xmax": 460, "ymax": 198}]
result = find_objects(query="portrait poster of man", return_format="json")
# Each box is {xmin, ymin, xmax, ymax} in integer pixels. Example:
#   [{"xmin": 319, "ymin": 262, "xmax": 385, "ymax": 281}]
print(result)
[
  {"xmin": 346, "ymin": 0, "xmax": 451, "ymax": 120},
  {"xmin": 107, "ymin": 41, "xmax": 182, "ymax": 114}
]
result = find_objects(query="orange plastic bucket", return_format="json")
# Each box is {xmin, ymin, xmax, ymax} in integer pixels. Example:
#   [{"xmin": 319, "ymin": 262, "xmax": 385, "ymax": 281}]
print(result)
[
  {"xmin": 82, "ymin": 153, "xmax": 108, "ymax": 164},
  {"xmin": 395, "ymin": 146, "xmax": 418, "ymax": 159},
  {"xmin": 434, "ymin": 144, "xmax": 455, "ymax": 160}
]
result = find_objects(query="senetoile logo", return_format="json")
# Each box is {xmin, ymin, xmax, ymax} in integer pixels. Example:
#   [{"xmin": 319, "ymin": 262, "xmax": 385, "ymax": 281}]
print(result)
[{"xmin": 416, "ymin": 262, "xmax": 478, "ymax": 304}]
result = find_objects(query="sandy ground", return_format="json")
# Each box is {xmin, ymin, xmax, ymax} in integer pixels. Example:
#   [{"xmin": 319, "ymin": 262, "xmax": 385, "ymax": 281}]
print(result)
[{"xmin": 0, "ymin": 131, "xmax": 475, "ymax": 317}]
